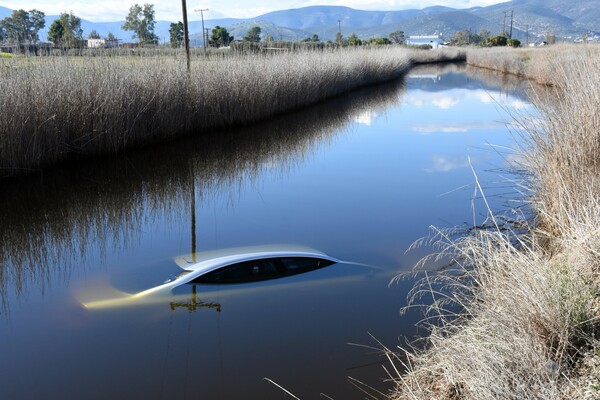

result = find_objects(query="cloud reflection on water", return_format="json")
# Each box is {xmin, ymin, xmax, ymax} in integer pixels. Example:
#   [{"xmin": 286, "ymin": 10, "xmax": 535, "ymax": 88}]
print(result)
[
  {"xmin": 424, "ymin": 155, "xmax": 470, "ymax": 173},
  {"xmin": 353, "ymin": 109, "xmax": 380, "ymax": 126},
  {"xmin": 412, "ymin": 120, "xmax": 500, "ymax": 134}
]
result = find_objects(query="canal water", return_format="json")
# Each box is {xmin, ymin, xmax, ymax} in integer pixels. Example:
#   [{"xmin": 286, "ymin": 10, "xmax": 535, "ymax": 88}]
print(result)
[{"xmin": 0, "ymin": 64, "xmax": 532, "ymax": 399}]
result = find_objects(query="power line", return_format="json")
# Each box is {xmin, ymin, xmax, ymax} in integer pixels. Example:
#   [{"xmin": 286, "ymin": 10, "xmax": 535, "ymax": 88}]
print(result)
[{"xmin": 194, "ymin": 8, "xmax": 209, "ymax": 55}]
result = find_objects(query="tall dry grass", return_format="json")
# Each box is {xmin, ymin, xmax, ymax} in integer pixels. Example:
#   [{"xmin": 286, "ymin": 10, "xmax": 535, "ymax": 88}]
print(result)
[
  {"xmin": 464, "ymin": 44, "xmax": 600, "ymax": 84},
  {"xmin": 0, "ymin": 47, "xmax": 463, "ymax": 177},
  {"xmin": 391, "ymin": 229, "xmax": 596, "ymax": 399},
  {"xmin": 391, "ymin": 45, "xmax": 600, "ymax": 399},
  {"xmin": 0, "ymin": 48, "xmax": 403, "ymax": 175},
  {"xmin": 516, "ymin": 47, "xmax": 600, "ymax": 244}
]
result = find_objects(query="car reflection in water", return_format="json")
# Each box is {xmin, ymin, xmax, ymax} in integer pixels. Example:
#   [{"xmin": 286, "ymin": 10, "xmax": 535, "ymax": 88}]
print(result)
[{"xmin": 80, "ymin": 245, "xmax": 341, "ymax": 310}]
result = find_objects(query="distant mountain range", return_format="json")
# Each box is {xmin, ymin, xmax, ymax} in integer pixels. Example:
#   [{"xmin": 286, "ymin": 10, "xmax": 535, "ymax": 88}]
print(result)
[{"xmin": 1, "ymin": 0, "xmax": 598, "ymax": 45}]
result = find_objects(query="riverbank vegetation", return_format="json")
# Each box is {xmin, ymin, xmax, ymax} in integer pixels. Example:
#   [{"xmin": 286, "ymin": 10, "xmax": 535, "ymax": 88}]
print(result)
[
  {"xmin": 391, "ymin": 44, "xmax": 600, "ymax": 399},
  {"xmin": 0, "ymin": 47, "xmax": 463, "ymax": 178}
]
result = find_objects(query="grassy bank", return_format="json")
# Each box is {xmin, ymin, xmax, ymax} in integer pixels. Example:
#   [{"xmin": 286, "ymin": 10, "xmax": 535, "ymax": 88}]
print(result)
[
  {"xmin": 0, "ymin": 47, "xmax": 463, "ymax": 178},
  {"xmin": 391, "ymin": 45, "xmax": 600, "ymax": 399}
]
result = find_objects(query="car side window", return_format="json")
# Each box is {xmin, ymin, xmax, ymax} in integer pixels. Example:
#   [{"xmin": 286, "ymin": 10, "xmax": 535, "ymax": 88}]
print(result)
[
  {"xmin": 193, "ymin": 258, "xmax": 280, "ymax": 284},
  {"xmin": 280, "ymin": 257, "xmax": 334, "ymax": 272}
]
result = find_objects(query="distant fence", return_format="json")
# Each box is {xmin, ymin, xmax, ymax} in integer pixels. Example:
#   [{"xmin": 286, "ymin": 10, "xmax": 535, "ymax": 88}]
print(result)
[
  {"xmin": 0, "ymin": 40, "xmax": 405, "ymax": 58},
  {"xmin": 0, "ymin": 44, "xmax": 53, "ymax": 55}
]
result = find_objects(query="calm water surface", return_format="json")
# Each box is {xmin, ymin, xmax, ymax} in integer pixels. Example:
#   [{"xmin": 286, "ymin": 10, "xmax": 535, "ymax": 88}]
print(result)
[{"xmin": 0, "ymin": 64, "xmax": 532, "ymax": 399}]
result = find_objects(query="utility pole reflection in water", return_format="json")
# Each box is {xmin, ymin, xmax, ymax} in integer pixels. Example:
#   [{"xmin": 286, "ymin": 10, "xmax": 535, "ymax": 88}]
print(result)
[
  {"xmin": 170, "ymin": 285, "xmax": 222, "ymax": 313},
  {"xmin": 191, "ymin": 168, "xmax": 197, "ymax": 263}
]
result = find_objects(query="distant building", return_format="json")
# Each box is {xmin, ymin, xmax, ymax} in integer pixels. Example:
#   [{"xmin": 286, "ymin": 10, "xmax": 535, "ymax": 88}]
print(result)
[
  {"xmin": 87, "ymin": 38, "xmax": 119, "ymax": 48},
  {"xmin": 406, "ymin": 35, "xmax": 445, "ymax": 49}
]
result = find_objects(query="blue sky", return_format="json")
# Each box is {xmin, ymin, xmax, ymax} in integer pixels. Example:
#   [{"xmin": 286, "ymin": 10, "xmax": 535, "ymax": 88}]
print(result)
[{"xmin": 1, "ymin": 0, "xmax": 506, "ymax": 22}]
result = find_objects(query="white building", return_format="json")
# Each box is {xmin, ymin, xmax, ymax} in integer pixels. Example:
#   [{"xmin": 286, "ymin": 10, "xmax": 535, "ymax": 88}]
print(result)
[
  {"xmin": 406, "ymin": 35, "xmax": 445, "ymax": 49},
  {"xmin": 87, "ymin": 38, "xmax": 119, "ymax": 48}
]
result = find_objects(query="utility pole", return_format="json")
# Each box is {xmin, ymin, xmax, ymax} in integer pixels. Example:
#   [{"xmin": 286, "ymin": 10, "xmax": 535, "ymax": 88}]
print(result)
[
  {"xmin": 509, "ymin": 10, "xmax": 514, "ymax": 40},
  {"xmin": 526, "ymin": 24, "xmax": 529, "ymax": 46},
  {"xmin": 337, "ymin": 19, "xmax": 342, "ymax": 44},
  {"xmin": 190, "ymin": 172, "xmax": 196, "ymax": 263},
  {"xmin": 195, "ymin": 7, "xmax": 209, "ymax": 55},
  {"xmin": 181, "ymin": 0, "xmax": 190, "ymax": 71}
]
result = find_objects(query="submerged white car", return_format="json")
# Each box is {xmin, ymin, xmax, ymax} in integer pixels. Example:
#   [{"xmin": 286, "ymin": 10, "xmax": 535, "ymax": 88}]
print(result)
[
  {"xmin": 171, "ymin": 246, "xmax": 339, "ymax": 286},
  {"xmin": 81, "ymin": 245, "xmax": 340, "ymax": 309}
]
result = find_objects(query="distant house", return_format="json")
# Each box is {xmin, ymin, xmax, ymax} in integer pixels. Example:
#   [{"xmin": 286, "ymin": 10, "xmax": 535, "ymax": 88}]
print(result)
[
  {"xmin": 406, "ymin": 35, "xmax": 445, "ymax": 49},
  {"xmin": 87, "ymin": 38, "xmax": 119, "ymax": 48}
]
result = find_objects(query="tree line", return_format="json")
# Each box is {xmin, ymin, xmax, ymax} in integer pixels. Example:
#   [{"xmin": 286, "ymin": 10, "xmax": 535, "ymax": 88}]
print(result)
[
  {"xmin": 449, "ymin": 28, "xmax": 521, "ymax": 47},
  {"xmin": 0, "ymin": 9, "xmax": 45, "ymax": 45},
  {"xmin": 0, "ymin": 9, "xmax": 106, "ymax": 48},
  {"xmin": 0, "ymin": 4, "xmax": 524, "ymax": 51},
  {"xmin": 166, "ymin": 25, "xmax": 407, "ymax": 49},
  {"xmin": 0, "ymin": 4, "xmax": 157, "ymax": 48},
  {"xmin": 0, "ymin": 5, "xmax": 406, "ymax": 50}
]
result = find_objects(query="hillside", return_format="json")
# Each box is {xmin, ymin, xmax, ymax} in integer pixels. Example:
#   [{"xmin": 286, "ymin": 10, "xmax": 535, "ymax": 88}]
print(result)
[
  {"xmin": 0, "ymin": 1, "xmax": 597, "ymax": 44},
  {"xmin": 471, "ymin": 0, "xmax": 600, "ymax": 39},
  {"xmin": 250, "ymin": 5, "xmax": 454, "ymax": 30}
]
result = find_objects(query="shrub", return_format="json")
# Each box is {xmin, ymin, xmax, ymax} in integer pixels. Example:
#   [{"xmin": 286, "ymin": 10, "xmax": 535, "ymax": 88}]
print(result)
[
  {"xmin": 508, "ymin": 38, "xmax": 521, "ymax": 48},
  {"xmin": 486, "ymin": 35, "xmax": 508, "ymax": 47}
]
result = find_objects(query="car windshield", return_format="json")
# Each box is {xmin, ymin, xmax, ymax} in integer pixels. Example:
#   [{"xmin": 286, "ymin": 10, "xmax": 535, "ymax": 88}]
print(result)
[{"xmin": 192, "ymin": 257, "xmax": 335, "ymax": 284}]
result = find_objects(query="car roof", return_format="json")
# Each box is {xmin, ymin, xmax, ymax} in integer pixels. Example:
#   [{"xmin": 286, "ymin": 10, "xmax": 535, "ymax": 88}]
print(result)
[{"xmin": 174, "ymin": 244, "xmax": 338, "ymax": 272}]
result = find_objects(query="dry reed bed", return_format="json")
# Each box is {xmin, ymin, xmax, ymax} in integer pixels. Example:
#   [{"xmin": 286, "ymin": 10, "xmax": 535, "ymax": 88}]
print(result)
[
  {"xmin": 0, "ymin": 47, "xmax": 463, "ymax": 177},
  {"xmin": 391, "ymin": 45, "xmax": 600, "ymax": 399},
  {"xmin": 464, "ymin": 44, "xmax": 600, "ymax": 84}
]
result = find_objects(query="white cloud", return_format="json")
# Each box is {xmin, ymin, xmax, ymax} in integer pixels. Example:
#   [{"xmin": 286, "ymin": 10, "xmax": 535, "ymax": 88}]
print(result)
[
  {"xmin": 353, "ymin": 109, "xmax": 379, "ymax": 126},
  {"xmin": 403, "ymin": 89, "xmax": 531, "ymax": 114},
  {"xmin": 302, "ymin": 0, "xmax": 504, "ymax": 11},
  {"xmin": 2, "ymin": 1, "xmax": 133, "ymax": 21},
  {"xmin": 210, "ymin": 5, "xmax": 282, "ymax": 19},
  {"xmin": 476, "ymin": 91, "xmax": 495, "ymax": 104},
  {"xmin": 413, "ymin": 125, "xmax": 468, "ymax": 134},
  {"xmin": 425, "ymin": 155, "xmax": 469, "ymax": 173},
  {"xmin": 402, "ymin": 90, "xmax": 457, "ymax": 109},
  {"xmin": 1, "ymin": 0, "xmax": 507, "ymax": 21},
  {"xmin": 473, "ymin": 90, "xmax": 531, "ymax": 110},
  {"xmin": 411, "ymin": 120, "xmax": 500, "ymax": 134},
  {"xmin": 432, "ymin": 95, "xmax": 460, "ymax": 109},
  {"xmin": 507, "ymin": 99, "xmax": 531, "ymax": 110}
]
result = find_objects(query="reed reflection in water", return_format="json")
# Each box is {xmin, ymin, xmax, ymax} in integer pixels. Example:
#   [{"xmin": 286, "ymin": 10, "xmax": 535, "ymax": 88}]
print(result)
[{"xmin": 0, "ymin": 77, "xmax": 406, "ymax": 311}]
